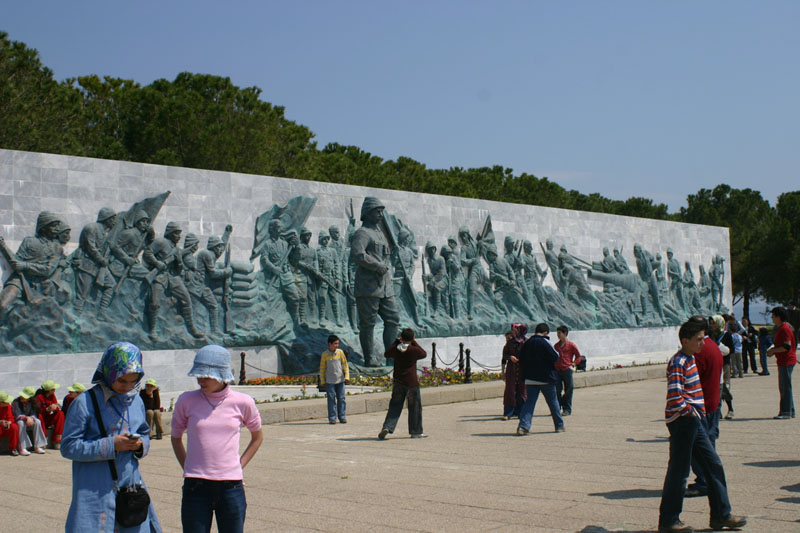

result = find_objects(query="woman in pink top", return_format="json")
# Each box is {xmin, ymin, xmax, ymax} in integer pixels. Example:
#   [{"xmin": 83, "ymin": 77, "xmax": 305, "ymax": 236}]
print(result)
[{"xmin": 171, "ymin": 345, "xmax": 263, "ymax": 533}]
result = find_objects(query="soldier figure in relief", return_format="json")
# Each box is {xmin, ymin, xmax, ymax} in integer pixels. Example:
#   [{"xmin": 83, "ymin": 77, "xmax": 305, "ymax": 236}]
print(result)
[
  {"xmin": 73, "ymin": 207, "xmax": 118, "ymax": 313},
  {"xmin": 350, "ymin": 197, "xmax": 400, "ymax": 366},
  {"xmin": 143, "ymin": 222, "xmax": 204, "ymax": 340}
]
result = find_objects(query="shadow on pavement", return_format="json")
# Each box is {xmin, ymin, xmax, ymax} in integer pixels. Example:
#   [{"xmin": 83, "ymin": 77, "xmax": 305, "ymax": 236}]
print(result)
[
  {"xmin": 626, "ymin": 437, "xmax": 668, "ymax": 444},
  {"xmin": 578, "ymin": 526, "xmax": 652, "ymax": 533},
  {"xmin": 743, "ymin": 460, "xmax": 800, "ymax": 468},
  {"xmin": 471, "ymin": 432, "xmax": 517, "ymax": 437},
  {"xmin": 782, "ymin": 482, "xmax": 800, "ymax": 492},
  {"xmin": 589, "ymin": 489, "xmax": 662, "ymax": 500},
  {"xmin": 458, "ymin": 414, "xmax": 506, "ymax": 421},
  {"xmin": 776, "ymin": 497, "xmax": 800, "ymax": 504}
]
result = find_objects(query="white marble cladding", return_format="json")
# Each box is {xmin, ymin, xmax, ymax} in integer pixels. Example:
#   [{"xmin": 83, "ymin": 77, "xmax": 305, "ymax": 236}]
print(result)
[
  {"xmin": 0, "ymin": 148, "xmax": 732, "ymax": 303},
  {"xmin": 0, "ymin": 345, "xmax": 281, "ymax": 395},
  {"xmin": 0, "ymin": 327, "xmax": 675, "ymax": 394}
]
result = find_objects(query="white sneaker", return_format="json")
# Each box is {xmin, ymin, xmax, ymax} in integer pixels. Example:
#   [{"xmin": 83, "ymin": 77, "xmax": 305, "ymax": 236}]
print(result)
[
  {"xmin": 32, "ymin": 447, "xmax": 46, "ymax": 454},
  {"xmin": 19, "ymin": 448, "xmax": 31, "ymax": 456}
]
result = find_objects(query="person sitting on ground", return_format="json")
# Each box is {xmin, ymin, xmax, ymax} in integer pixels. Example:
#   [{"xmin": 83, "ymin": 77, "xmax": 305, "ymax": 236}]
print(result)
[
  {"xmin": 0, "ymin": 391, "xmax": 20, "ymax": 456},
  {"xmin": 657, "ymin": 319, "xmax": 746, "ymax": 533},
  {"xmin": 767, "ymin": 306, "xmax": 797, "ymax": 419},
  {"xmin": 757, "ymin": 327, "xmax": 772, "ymax": 376},
  {"xmin": 140, "ymin": 378, "xmax": 164, "ymax": 439},
  {"xmin": 516, "ymin": 322, "xmax": 565, "ymax": 435},
  {"xmin": 379, "ymin": 328, "xmax": 428, "ymax": 440},
  {"xmin": 62, "ymin": 383, "xmax": 86, "ymax": 417},
  {"xmin": 319, "ymin": 335, "xmax": 350, "ymax": 424},
  {"xmin": 554, "ymin": 325, "xmax": 582, "ymax": 416},
  {"xmin": 12, "ymin": 386, "xmax": 47, "ymax": 454},
  {"xmin": 35, "ymin": 379, "xmax": 65, "ymax": 449}
]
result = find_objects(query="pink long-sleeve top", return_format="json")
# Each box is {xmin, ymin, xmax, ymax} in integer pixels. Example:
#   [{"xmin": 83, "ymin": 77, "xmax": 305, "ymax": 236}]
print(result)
[{"xmin": 172, "ymin": 386, "xmax": 262, "ymax": 480}]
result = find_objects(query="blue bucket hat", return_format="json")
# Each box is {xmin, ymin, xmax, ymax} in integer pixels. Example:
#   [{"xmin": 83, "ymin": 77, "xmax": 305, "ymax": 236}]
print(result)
[{"xmin": 188, "ymin": 345, "xmax": 234, "ymax": 383}]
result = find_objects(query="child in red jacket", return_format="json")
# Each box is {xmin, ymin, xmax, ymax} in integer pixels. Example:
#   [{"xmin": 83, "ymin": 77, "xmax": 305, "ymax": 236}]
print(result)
[
  {"xmin": 36, "ymin": 380, "xmax": 65, "ymax": 449},
  {"xmin": 0, "ymin": 391, "xmax": 20, "ymax": 456}
]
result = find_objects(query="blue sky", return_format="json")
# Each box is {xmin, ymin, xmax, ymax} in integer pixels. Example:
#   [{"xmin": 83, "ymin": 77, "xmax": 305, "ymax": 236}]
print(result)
[{"xmin": 3, "ymin": 1, "xmax": 798, "ymax": 211}]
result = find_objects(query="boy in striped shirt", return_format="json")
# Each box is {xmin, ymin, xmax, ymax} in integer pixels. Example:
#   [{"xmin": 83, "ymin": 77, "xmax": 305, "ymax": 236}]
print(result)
[{"xmin": 658, "ymin": 320, "xmax": 746, "ymax": 533}]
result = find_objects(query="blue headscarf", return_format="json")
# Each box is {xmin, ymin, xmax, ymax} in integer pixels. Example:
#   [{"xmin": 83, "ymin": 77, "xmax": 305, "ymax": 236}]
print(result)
[{"xmin": 92, "ymin": 342, "xmax": 145, "ymax": 403}]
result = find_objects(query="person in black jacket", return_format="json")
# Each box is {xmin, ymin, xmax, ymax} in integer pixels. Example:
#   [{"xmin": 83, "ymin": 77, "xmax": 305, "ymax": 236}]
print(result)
[
  {"xmin": 378, "ymin": 328, "xmax": 427, "ymax": 439},
  {"xmin": 516, "ymin": 323, "xmax": 565, "ymax": 435}
]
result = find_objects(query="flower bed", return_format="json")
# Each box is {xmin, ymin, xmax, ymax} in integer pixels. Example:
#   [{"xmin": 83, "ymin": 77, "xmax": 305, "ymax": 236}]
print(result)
[{"xmin": 246, "ymin": 367, "xmax": 502, "ymax": 389}]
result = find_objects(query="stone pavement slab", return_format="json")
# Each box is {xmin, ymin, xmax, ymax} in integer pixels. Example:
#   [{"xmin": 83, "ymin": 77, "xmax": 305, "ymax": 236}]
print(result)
[{"xmin": 1, "ymin": 370, "xmax": 798, "ymax": 532}]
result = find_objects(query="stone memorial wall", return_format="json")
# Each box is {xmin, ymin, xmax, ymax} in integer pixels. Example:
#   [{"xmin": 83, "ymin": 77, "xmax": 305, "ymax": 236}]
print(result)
[{"xmin": 0, "ymin": 149, "xmax": 731, "ymax": 392}]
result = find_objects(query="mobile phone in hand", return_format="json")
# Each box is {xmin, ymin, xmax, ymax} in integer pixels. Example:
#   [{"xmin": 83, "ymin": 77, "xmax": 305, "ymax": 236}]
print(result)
[{"xmin": 126, "ymin": 433, "xmax": 142, "ymax": 440}]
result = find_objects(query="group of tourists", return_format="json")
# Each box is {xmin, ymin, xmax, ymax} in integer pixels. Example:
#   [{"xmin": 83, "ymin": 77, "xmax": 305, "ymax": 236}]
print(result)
[
  {"xmin": 0, "ymin": 379, "xmax": 79, "ymax": 456},
  {"xmin": 37, "ymin": 341, "xmax": 263, "ymax": 533},
  {"xmin": 501, "ymin": 322, "xmax": 583, "ymax": 431},
  {"xmin": 658, "ymin": 305, "xmax": 796, "ymax": 532}
]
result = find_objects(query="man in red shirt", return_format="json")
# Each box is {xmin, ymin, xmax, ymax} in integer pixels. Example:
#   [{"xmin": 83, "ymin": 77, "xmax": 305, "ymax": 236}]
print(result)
[
  {"xmin": 554, "ymin": 325, "xmax": 582, "ymax": 416},
  {"xmin": 767, "ymin": 306, "xmax": 797, "ymax": 419},
  {"xmin": 685, "ymin": 316, "xmax": 724, "ymax": 498}
]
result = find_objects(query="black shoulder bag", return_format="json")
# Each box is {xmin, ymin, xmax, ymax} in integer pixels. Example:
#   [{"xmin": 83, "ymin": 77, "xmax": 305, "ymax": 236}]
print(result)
[{"xmin": 89, "ymin": 386, "xmax": 151, "ymax": 528}]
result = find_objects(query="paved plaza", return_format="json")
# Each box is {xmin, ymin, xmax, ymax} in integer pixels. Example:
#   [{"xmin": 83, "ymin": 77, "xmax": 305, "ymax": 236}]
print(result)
[{"xmin": 3, "ymin": 371, "xmax": 799, "ymax": 532}]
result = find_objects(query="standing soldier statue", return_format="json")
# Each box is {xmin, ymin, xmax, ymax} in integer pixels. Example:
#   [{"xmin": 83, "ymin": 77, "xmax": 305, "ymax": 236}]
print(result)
[
  {"xmin": 298, "ymin": 227, "xmax": 318, "ymax": 324},
  {"xmin": 350, "ymin": 197, "xmax": 400, "ymax": 367},
  {"xmin": 423, "ymin": 241, "xmax": 447, "ymax": 317},
  {"xmin": 315, "ymin": 229, "xmax": 343, "ymax": 328},
  {"xmin": 196, "ymin": 235, "xmax": 233, "ymax": 335},
  {"xmin": 73, "ymin": 207, "xmax": 118, "ymax": 314},
  {"xmin": 259, "ymin": 219, "xmax": 288, "ymax": 288},
  {"xmin": 143, "ymin": 222, "xmax": 204, "ymax": 340}
]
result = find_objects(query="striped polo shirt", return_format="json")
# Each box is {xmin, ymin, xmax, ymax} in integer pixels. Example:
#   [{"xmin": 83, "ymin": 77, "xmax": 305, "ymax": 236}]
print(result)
[{"xmin": 665, "ymin": 351, "xmax": 705, "ymax": 423}]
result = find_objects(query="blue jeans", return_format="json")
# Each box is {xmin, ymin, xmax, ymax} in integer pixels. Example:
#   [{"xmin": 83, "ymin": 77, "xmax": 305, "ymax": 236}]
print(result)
[
  {"xmin": 556, "ymin": 369, "xmax": 574, "ymax": 414},
  {"xmin": 659, "ymin": 415, "xmax": 731, "ymax": 527},
  {"xmin": 759, "ymin": 349, "xmax": 770, "ymax": 374},
  {"xmin": 689, "ymin": 409, "xmax": 721, "ymax": 491},
  {"xmin": 518, "ymin": 383, "xmax": 563, "ymax": 431},
  {"xmin": 326, "ymin": 382, "xmax": 346, "ymax": 421},
  {"xmin": 382, "ymin": 382, "xmax": 423, "ymax": 435},
  {"xmin": 182, "ymin": 477, "xmax": 246, "ymax": 533},
  {"xmin": 778, "ymin": 364, "xmax": 795, "ymax": 416}
]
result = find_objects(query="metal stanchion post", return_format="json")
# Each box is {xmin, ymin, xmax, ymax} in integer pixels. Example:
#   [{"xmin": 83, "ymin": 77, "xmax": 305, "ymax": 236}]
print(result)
[
  {"xmin": 465, "ymin": 349, "xmax": 472, "ymax": 383},
  {"xmin": 458, "ymin": 342, "xmax": 464, "ymax": 372},
  {"xmin": 431, "ymin": 342, "xmax": 437, "ymax": 370},
  {"xmin": 238, "ymin": 351, "xmax": 247, "ymax": 385}
]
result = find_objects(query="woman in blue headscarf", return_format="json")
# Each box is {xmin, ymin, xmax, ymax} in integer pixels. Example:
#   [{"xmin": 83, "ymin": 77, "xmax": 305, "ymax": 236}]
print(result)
[{"xmin": 61, "ymin": 342, "xmax": 162, "ymax": 532}]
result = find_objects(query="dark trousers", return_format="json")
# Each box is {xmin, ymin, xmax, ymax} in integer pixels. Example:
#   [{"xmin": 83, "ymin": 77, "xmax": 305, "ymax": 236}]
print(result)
[
  {"xmin": 382, "ymin": 382, "xmax": 423, "ymax": 435},
  {"xmin": 182, "ymin": 478, "xmax": 246, "ymax": 533},
  {"xmin": 659, "ymin": 415, "xmax": 731, "ymax": 527},
  {"xmin": 689, "ymin": 409, "xmax": 720, "ymax": 491},
  {"xmin": 743, "ymin": 342, "xmax": 757, "ymax": 373},
  {"xmin": 556, "ymin": 369, "xmax": 574, "ymax": 414},
  {"xmin": 778, "ymin": 364, "xmax": 795, "ymax": 417}
]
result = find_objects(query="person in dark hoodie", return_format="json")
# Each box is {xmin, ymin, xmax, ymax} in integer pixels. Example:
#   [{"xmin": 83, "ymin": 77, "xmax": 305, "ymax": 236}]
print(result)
[
  {"xmin": 516, "ymin": 323, "xmax": 565, "ymax": 435},
  {"xmin": 378, "ymin": 328, "xmax": 428, "ymax": 440}
]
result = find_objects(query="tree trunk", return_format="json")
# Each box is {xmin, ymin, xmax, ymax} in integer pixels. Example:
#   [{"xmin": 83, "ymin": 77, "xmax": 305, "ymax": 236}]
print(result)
[{"xmin": 742, "ymin": 279, "xmax": 750, "ymax": 320}]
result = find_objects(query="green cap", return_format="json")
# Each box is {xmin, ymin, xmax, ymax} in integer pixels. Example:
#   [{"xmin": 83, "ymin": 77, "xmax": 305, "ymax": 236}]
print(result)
[
  {"xmin": 41, "ymin": 379, "xmax": 60, "ymax": 391},
  {"xmin": 0, "ymin": 391, "xmax": 12, "ymax": 404},
  {"xmin": 145, "ymin": 378, "xmax": 158, "ymax": 387},
  {"xmin": 19, "ymin": 386, "xmax": 37, "ymax": 399},
  {"xmin": 67, "ymin": 382, "xmax": 86, "ymax": 393}
]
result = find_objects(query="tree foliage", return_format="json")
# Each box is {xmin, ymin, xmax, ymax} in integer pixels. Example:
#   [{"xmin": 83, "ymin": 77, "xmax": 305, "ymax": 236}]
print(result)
[{"xmin": 1, "ymin": 32, "xmax": 798, "ymax": 308}]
